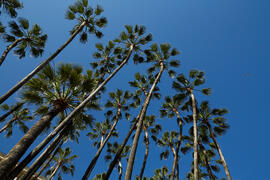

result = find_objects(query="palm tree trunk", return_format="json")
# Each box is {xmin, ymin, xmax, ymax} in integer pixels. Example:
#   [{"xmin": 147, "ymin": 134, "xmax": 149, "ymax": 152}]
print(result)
[
  {"xmin": 0, "ymin": 38, "xmax": 25, "ymax": 66},
  {"xmin": 188, "ymin": 89, "xmax": 198, "ymax": 180},
  {"xmin": 207, "ymin": 122, "xmax": 232, "ymax": 180},
  {"xmin": 48, "ymin": 161, "xmax": 61, "ymax": 180},
  {"xmin": 0, "ymin": 102, "xmax": 24, "ymax": 122},
  {"xmin": 139, "ymin": 126, "xmax": 149, "ymax": 180},
  {"xmin": 0, "ymin": 21, "xmax": 86, "ymax": 104},
  {"xmin": 20, "ymin": 131, "xmax": 65, "ymax": 180},
  {"xmin": 170, "ymin": 110, "xmax": 183, "ymax": 180},
  {"xmin": 169, "ymin": 145, "xmax": 177, "ymax": 180},
  {"xmin": 31, "ymin": 140, "xmax": 63, "ymax": 180},
  {"xmin": 104, "ymin": 114, "xmax": 139, "ymax": 180},
  {"xmin": 0, "ymin": 116, "xmax": 17, "ymax": 133},
  {"xmin": 118, "ymin": 160, "xmax": 122, "ymax": 180},
  {"xmin": 0, "ymin": 105, "xmax": 63, "ymax": 179},
  {"xmin": 23, "ymin": 44, "xmax": 134, "ymax": 180},
  {"xmin": 82, "ymin": 107, "xmax": 121, "ymax": 180},
  {"xmin": 125, "ymin": 61, "xmax": 164, "ymax": 180},
  {"xmin": 198, "ymin": 142, "xmax": 215, "ymax": 180}
]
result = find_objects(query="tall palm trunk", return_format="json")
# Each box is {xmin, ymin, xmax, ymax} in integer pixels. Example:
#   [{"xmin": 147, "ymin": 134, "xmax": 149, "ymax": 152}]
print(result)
[
  {"xmin": 198, "ymin": 142, "xmax": 215, "ymax": 180},
  {"xmin": 125, "ymin": 61, "xmax": 164, "ymax": 180},
  {"xmin": 0, "ymin": 21, "xmax": 86, "ymax": 104},
  {"xmin": 20, "ymin": 131, "xmax": 65, "ymax": 180},
  {"xmin": 0, "ymin": 38, "xmax": 25, "ymax": 66},
  {"xmin": 118, "ymin": 161, "xmax": 122, "ymax": 180},
  {"xmin": 139, "ymin": 126, "xmax": 149, "ymax": 180},
  {"xmin": 188, "ymin": 89, "xmax": 198, "ymax": 180},
  {"xmin": 48, "ymin": 161, "xmax": 62, "ymax": 180},
  {"xmin": 82, "ymin": 107, "xmax": 121, "ymax": 180},
  {"xmin": 169, "ymin": 145, "xmax": 177, "ymax": 180},
  {"xmin": 0, "ymin": 105, "xmax": 63, "ymax": 179},
  {"xmin": 104, "ymin": 114, "xmax": 140, "ymax": 180},
  {"xmin": 10, "ymin": 44, "xmax": 133, "ymax": 180},
  {"xmin": 0, "ymin": 102, "xmax": 24, "ymax": 121},
  {"xmin": 170, "ymin": 110, "xmax": 183, "ymax": 180},
  {"xmin": 31, "ymin": 140, "xmax": 63, "ymax": 180},
  {"xmin": 206, "ymin": 122, "xmax": 232, "ymax": 180},
  {"xmin": 0, "ymin": 116, "xmax": 17, "ymax": 133}
]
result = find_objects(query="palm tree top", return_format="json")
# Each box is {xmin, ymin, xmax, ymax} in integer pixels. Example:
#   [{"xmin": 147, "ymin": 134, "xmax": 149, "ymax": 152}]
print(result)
[{"xmin": 0, "ymin": 0, "xmax": 23, "ymax": 18}]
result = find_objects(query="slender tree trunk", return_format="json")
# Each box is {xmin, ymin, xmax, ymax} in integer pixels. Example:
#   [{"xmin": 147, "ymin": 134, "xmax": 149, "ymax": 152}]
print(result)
[
  {"xmin": 188, "ymin": 89, "xmax": 198, "ymax": 180},
  {"xmin": 48, "ymin": 161, "xmax": 61, "ymax": 180},
  {"xmin": 82, "ymin": 107, "xmax": 121, "ymax": 180},
  {"xmin": 170, "ymin": 110, "xmax": 183, "ymax": 180},
  {"xmin": 0, "ymin": 116, "xmax": 17, "ymax": 133},
  {"xmin": 169, "ymin": 145, "xmax": 177, "ymax": 180},
  {"xmin": 21, "ymin": 44, "xmax": 134, "ymax": 180},
  {"xmin": 104, "ymin": 114, "xmax": 140, "ymax": 180},
  {"xmin": 207, "ymin": 122, "xmax": 232, "ymax": 180},
  {"xmin": 20, "ymin": 131, "xmax": 65, "ymax": 180},
  {"xmin": 0, "ymin": 105, "xmax": 63, "ymax": 179},
  {"xmin": 139, "ymin": 126, "xmax": 149, "ymax": 180},
  {"xmin": 0, "ymin": 102, "xmax": 24, "ymax": 122},
  {"xmin": 125, "ymin": 61, "xmax": 164, "ymax": 180},
  {"xmin": 31, "ymin": 140, "xmax": 63, "ymax": 180},
  {"xmin": 198, "ymin": 142, "xmax": 215, "ymax": 180},
  {"xmin": 0, "ymin": 21, "xmax": 86, "ymax": 104},
  {"xmin": 118, "ymin": 161, "xmax": 122, "ymax": 180},
  {"xmin": 0, "ymin": 38, "xmax": 25, "ymax": 66}
]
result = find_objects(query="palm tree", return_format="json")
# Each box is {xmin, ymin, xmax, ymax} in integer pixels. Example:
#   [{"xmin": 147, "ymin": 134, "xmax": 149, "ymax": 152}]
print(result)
[
  {"xmin": 105, "ymin": 142, "xmax": 131, "ymax": 180},
  {"xmin": 0, "ymin": 102, "xmax": 32, "ymax": 137},
  {"xmin": 27, "ymin": 25, "xmax": 152, "ymax": 179},
  {"xmin": 0, "ymin": 0, "xmax": 107, "ymax": 104},
  {"xmin": 125, "ymin": 43, "xmax": 180, "ymax": 180},
  {"xmin": 0, "ymin": 102, "xmax": 24, "ymax": 121},
  {"xmin": 82, "ymin": 89, "xmax": 132, "ymax": 179},
  {"xmin": 45, "ymin": 147, "xmax": 77, "ymax": 180},
  {"xmin": 0, "ymin": 63, "xmax": 97, "ymax": 179},
  {"xmin": 0, "ymin": 0, "xmax": 23, "ymax": 18},
  {"xmin": 160, "ymin": 95, "xmax": 186, "ymax": 180},
  {"xmin": 0, "ymin": 18, "xmax": 47, "ymax": 66},
  {"xmin": 173, "ymin": 70, "xmax": 211, "ymax": 180},
  {"xmin": 198, "ymin": 101, "xmax": 232, "ymax": 180},
  {"xmin": 150, "ymin": 166, "xmax": 170, "ymax": 180}
]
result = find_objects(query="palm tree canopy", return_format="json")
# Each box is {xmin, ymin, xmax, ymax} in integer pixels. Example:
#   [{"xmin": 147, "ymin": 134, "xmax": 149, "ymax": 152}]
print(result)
[{"xmin": 0, "ymin": 0, "xmax": 23, "ymax": 18}]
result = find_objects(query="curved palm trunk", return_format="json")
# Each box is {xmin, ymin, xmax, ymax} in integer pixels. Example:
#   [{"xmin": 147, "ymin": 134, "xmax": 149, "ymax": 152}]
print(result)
[
  {"xmin": 82, "ymin": 108, "xmax": 121, "ymax": 180},
  {"xmin": 11, "ymin": 45, "xmax": 133, "ymax": 180},
  {"xmin": 206, "ymin": 122, "xmax": 232, "ymax": 180},
  {"xmin": 31, "ymin": 140, "xmax": 63, "ymax": 180},
  {"xmin": 138, "ymin": 126, "xmax": 149, "ymax": 180},
  {"xmin": 0, "ymin": 105, "xmax": 63, "ymax": 179},
  {"xmin": 170, "ymin": 110, "xmax": 183, "ymax": 180},
  {"xmin": 0, "ymin": 102, "xmax": 24, "ymax": 122},
  {"xmin": 48, "ymin": 161, "xmax": 61, "ymax": 180},
  {"xmin": 0, "ymin": 116, "xmax": 17, "ymax": 133},
  {"xmin": 198, "ymin": 142, "xmax": 215, "ymax": 180},
  {"xmin": 104, "ymin": 115, "xmax": 139, "ymax": 180},
  {"xmin": 0, "ymin": 21, "xmax": 86, "ymax": 104},
  {"xmin": 188, "ymin": 89, "xmax": 198, "ymax": 180},
  {"xmin": 169, "ymin": 145, "xmax": 177, "ymax": 180},
  {"xmin": 20, "ymin": 131, "xmax": 65, "ymax": 180},
  {"xmin": 125, "ymin": 61, "xmax": 164, "ymax": 180},
  {"xmin": 0, "ymin": 38, "xmax": 25, "ymax": 66}
]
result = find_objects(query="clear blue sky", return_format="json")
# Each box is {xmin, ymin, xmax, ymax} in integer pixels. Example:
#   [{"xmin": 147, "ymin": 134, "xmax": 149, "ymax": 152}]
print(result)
[{"xmin": 0, "ymin": 0, "xmax": 270, "ymax": 179}]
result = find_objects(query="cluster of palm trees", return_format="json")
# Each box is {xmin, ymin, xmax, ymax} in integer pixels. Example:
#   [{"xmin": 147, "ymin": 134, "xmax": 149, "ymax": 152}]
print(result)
[{"xmin": 0, "ymin": 0, "xmax": 232, "ymax": 179}]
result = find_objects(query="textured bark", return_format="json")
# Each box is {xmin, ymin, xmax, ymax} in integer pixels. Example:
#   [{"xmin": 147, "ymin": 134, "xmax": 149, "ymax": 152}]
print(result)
[
  {"xmin": 82, "ymin": 107, "xmax": 121, "ymax": 180},
  {"xmin": 0, "ymin": 21, "xmax": 86, "ymax": 104},
  {"xmin": 169, "ymin": 145, "xmax": 177, "ymax": 180},
  {"xmin": 0, "ymin": 102, "xmax": 24, "ymax": 122},
  {"xmin": 188, "ymin": 90, "xmax": 198, "ymax": 180},
  {"xmin": 21, "ymin": 44, "xmax": 134, "ymax": 180},
  {"xmin": 118, "ymin": 161, "xmax": 122, "ymax": 180},
  {"xmin": 207, "ymin": 122, "xmax": 232, "ymax": 180},
  {"xmin": 139, "ymin": 126, "xmax": 149, "ymax": 180},
  {"xmin": 125, "ymin": 61, "xmax": 164, "ymax": 180},
  {"xmin": 20, "ymin": 132, "xmax": 64, "ymax": 180},
  {"xmin": 0, "ymin": 116, "xmax": 17, "ymax": 133},
  {"xmin": 0, "ymin": 38, "xmax": 25, "ymax": 66},
  {"xmin": 31, "ymin": 140, "xmax": 63, "ymax": 180},
  {"xmin": 48, "ymin": 161, "xmax": 61, "ymax": 180},
  {"xmin": 0, "ymin": 105, "xmax": 62, "ymax": 179},
  {"xmin": 198, "ymin": 142, "xmax": 215, "ymax": 180}
]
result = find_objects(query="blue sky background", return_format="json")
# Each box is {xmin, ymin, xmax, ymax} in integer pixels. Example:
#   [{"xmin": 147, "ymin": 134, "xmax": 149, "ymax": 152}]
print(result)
[{"xmin": 0, "ymin": 0, "xmax": 270, "ymax": 179}]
